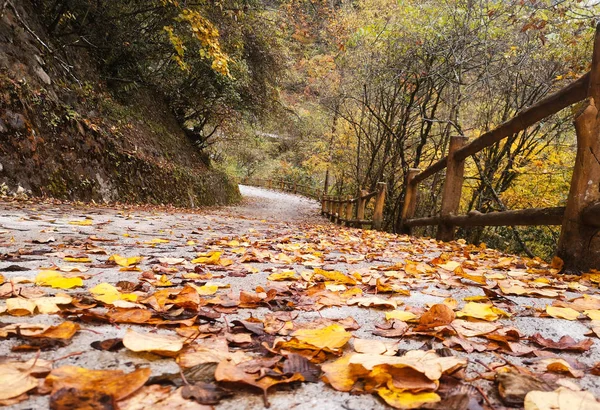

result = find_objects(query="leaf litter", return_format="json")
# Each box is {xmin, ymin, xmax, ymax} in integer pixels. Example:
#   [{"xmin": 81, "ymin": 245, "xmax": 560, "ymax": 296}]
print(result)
[{"xmin": 0, "ymin": 193, "xmax": 599, "ymax": 409}]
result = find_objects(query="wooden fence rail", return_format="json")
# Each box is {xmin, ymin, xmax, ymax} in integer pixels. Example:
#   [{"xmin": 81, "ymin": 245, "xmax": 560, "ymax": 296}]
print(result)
[
  {"xmin": 321, "ymin": 182, "xmax": 387, "ymax": 230},
  {"xmin": 399, "ymin": 23, "xmax": 600, "ymax": 272}
]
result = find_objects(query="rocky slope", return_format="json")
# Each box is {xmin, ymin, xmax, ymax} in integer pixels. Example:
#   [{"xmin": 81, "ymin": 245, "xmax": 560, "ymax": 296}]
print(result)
[{"xmin": 0, "ymin": 1, "xmax": 240, "ymax": 206}]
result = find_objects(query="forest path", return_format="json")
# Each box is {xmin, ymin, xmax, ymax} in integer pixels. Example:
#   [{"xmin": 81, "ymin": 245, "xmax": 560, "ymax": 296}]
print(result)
[{"xmin": 0, "ymin": 188, "xmax": 599, "ymax": 409}]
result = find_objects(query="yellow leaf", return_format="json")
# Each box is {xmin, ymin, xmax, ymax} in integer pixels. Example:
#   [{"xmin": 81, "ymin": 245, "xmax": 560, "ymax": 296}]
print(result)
[
  {"xmin": 90, "ymin": 283, "xmax": 137, "ymax": 305},
  {"xmin": 109, "ymin": 254, "xmax": 143, "ymax": 267},
  {"xmin": 0, "ymin": 274, "xmax": 4, "ymax": 285},
  {"xmin": 464, "ymin": 295, "xmax": 489, "ymax": 302},
  {"xmin": 314, "ymin": 267, "xmax": 356, "ymax": 285},
  {"xmin": 218, "ymin": 258, "xmax": 234, "ymax": 267},
  {"xmin": 191, "ymin": 251, "xmax": 222, "ymax": 265},
  {"xmin": 267, "ymin": 271, "xmax": 299, "ymax": 281},
  {"xmin": 385, "ymin": 310, "xmax": 417, "ymax": 322},
  {"xmin": 456, "ymin": 302, "xmax": 510, "ymax": 321},
  {"xmin": 35, "ymin": 270, "xmax": 83, "ymax": 289},
  {"xmin": 144, "ymin": 238, "xmax": 170, "ymax": 244},
  {"xmin": 454, "ymin": 266, "xmax": 487, "ymax": 284},
  {"xmin": 154, "ymin": 274, "xmax": 173, "ymax": 287},
  {"xmin": 186, "ymin": 240, "xmax": 196, "ymax": 245},
  {"xmin": 190, "ymin": 284, "xmax": 218, "ymax": 295},
  {"xmin": 377, "ymin": 388, "xmax": 440, "ymax": 409},
  {"xmin": 290, "ymin": 324, "xmax": 352, "ymax": 353},
  {"xmin": 64, "ymin": 257, "xmax": 91, "ymax": 263},
  {"xmin": 68, "ymin": 219, "xmax": 93, "ymax": 226},
  {"xmin": 584, "ymin": 310, "xmax": 600, "ymax": 320},
  {"xmin": 546, "ymin": 306, "xmax": 580, "ymax": 320}
]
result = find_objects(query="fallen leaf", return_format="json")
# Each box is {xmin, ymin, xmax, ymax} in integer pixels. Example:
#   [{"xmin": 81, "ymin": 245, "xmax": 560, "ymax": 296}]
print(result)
[
  {"xmin": 385, "ymin": 310, "xmax": 418, "ymax": 322},
  {"xmin": 45, "ymin": 366, "xmax": 150, "ymax": 401},
  {"xmin": 496, "ymin": 370, "xmax": 555, "ymax": 406},
  {"xmin": 353, "ymin": 338, "xmax": 398, "ymax": 355},
  {"xmin": 181, "ymin": 382, "xmax": 232, "ymax": 405},
  {"xmin": 546, "ymin": 306, "xmax": 580, "ymax": 321},
  {"xmin": 0, "ymin": 358, "xmax": 52, "ymax": 400},
  {"xmin": 416, "ymin": 304, "xmax": 455, "ymax": 329},
  {"xmin": 68, "ymin": 219, "xmax": 93, "ymax": 226},
  {"xmin": 90, "ymin": 283, "xmax": 137, "ymax": 304},
  {"xmin": 267, "ymin": 270, "xmax": 299, "ymax": 281},
  {"xmin": 35, "ymin": 270, "xmax": 83, "ymax": 289},
  {"xmin": 347, "ymin": 296, "xmax": 397, "ymax": 309},
  {"xmin": 6, "ymin": 298, "xmax": 36, "ymax": 316},
  {"xmin": 456, "ymin": 302, "xmax": 510, "ymax": 321},
  {"xmin": 524, "ymin": 387, "xmax": 600, "ymax": 410},
  {"xmin": 28, "ymin": 321, "xmax": 80, "ymax": 340},
  {"xmin": 289, "ymin": 324, "xmax": 352, "ymax": 353},
  {"xmin": 377, "ymin": 387, "xmax": 441, "ymax": 409},
  {"xmin": 313, "ymin": 267, "xmax": 356, "ymax": 285},
  {"xmin": 214, "ymin": 360, "xmax": 303, "ymax": 406},
  {"xmin": 108, "ymin": 254, "xmax": 143, "ymax": 267},
  {"xmin": 530, "ymin": 333, "xmax": 593, "ymax": 352},
  {"xmin": 123, "ymin": 329, "xmax": 184, "ymax": 356}
]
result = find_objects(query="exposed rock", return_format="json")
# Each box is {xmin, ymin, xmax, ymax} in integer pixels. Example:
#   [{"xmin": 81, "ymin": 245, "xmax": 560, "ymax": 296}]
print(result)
[
  {"xmin": 4, "ymin": 110, "xmax": 26, "ymax": 130},
  {"xmin": 34, "ymin": 65, "xmax": 51, "ymax": 85}
]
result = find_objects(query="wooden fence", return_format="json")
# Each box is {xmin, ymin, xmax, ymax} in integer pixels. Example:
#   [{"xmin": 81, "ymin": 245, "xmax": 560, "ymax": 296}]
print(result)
[
  {"xmin": 241, "ymin": 178, "xmax": 387, "ymax": 230},
  {"xmin": 321, "ymin": 182, "xmax": 387, "ymax": 230},
  {"xmin": 399, "ymin": 24, "xmax": 600, "ymax": 272}
]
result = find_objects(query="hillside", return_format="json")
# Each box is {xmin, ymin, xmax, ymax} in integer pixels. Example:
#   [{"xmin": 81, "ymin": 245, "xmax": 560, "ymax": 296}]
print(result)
[{"xmin": 0, "ymin": 1, "xmax": 240, "ymax": 206}]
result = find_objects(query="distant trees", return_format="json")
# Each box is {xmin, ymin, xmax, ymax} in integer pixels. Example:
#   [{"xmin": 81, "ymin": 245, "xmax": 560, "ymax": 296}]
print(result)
[{"xmin": 283, "ymin": 0, "xmax": 597, "ymax": 258}]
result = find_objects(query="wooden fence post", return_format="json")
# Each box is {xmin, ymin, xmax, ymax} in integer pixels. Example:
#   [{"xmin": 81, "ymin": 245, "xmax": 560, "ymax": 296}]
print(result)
[
  {"xmin": 268, "ymin": 179, "xmax": 272, "ymax": 189},
  {"xmin": 321, "ymin": 196, "xmax": 328, "ymax": 215},
  {"xmin": 293, "ymin": 182, "xmax": 297, "ymax": 194},
  {"xmin": 345, "ymin": 197, "xmax": 353, "ymax": 227},
  {"xmin": 557, "ymin": 25, "xmax": 600, "ymax": 272},
  {"xmin": 437, "ymin": 136, "xmax": 468, "ymax": 241},
  {"xmin": 399, "ymin": 168, "xmax": 421, "ymax": 234},
  {"xmin": 372, "ymin": 182, "xmax": 387, "ymax": 230},
  {"xmin": 329, "ymin": 199, "xmax": 337, "ymax": 222},
  {"xmin": 357, "ymin": 190, "xmax": 368, "ymax": 226}
]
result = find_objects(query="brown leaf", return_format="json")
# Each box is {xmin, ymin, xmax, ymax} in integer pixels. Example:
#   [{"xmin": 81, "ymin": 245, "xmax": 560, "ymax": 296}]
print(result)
[
  {"xmin": 28, "ymin": 321, "xmax": 80, "ymax": 340},
  {"xmin": 91, "ymin": 338, "xmax": 124, "ymax": 352},
  {"xmin": 496, "ymin": 370, "xmax": 555, "ymax": 406},
  {"xmin": 373, "ymin": 320, "xmax": 409, "ymax": 338},
  {"xmin": 529, "ymin": 333, "xmax": 593, "ymax": 352},
  {"xmin": 215, "ymin": 360, "xmax": 303, "ymax": 406},
  {"xmin": 118, "ymin": 385, "xmax": 210, "ymax": 410},
  {"xmin": 107, "ymin": 309, "xmax": 153, "ymax": 324},
  {"xmin": 50, "ymin": 387, "xmax": 115, "ymax": 410},
  {"xmin": 416, "ymin": 304, "xmax": 456, "ymax": 330},
  {"xmin": 45, "ymin": 366, "xmax": 151, "ymax": 401},
  {"xmin": 282, "ymin": 353, "xmax": 321, "ymax": 382},
  {"xmin": 180, "ymin": 382, "xmax": 232, "ymax": 405}
]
